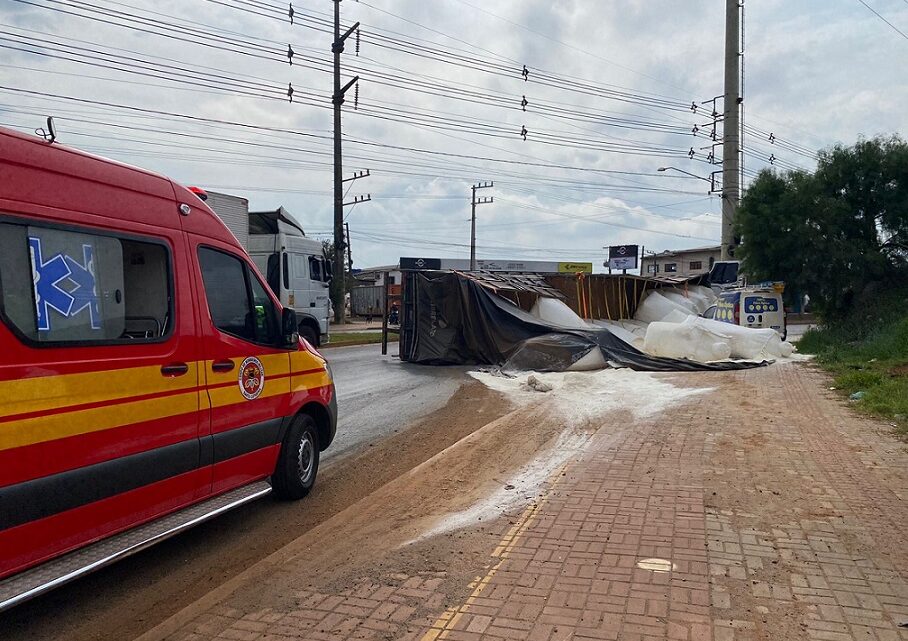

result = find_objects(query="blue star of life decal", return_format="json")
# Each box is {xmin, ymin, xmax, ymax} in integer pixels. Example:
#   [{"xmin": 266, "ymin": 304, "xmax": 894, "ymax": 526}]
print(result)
[{"xmin": 29, "ymin": 237, "xmax": 102, "ymax": 332}]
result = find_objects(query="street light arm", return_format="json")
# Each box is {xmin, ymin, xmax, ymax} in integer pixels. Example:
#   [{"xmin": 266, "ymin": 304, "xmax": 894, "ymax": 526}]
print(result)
[{"xmin": 657, "ymin": 166, "xmax": 712, "ymax": 183}]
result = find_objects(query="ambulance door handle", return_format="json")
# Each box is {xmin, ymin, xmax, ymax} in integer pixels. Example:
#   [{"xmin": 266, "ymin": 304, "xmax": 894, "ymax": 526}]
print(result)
[
  {"xmin": 212, "ymin": 359, "xmax": 235, "ymax": 373},
  {"xmin": 161, "ymin": 362, "xmax": 189, "ymax": 377}
]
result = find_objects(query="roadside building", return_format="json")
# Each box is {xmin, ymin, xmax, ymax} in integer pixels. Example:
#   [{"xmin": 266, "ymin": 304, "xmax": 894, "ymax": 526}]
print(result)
[
  {"xmin": 350, "ymin": 265, "xmax": 402, "ymax": 318},
  {"xmin": 641, "ymin": 245, "xmax": 721, "ymax": 277},
  {"xmin": 354, "ymin": 265, "xmax": 402, "ymax": 288}
]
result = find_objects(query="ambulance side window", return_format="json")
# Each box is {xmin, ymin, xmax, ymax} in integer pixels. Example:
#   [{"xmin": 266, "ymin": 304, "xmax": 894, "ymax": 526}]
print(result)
[
  {"xmin": 198, "ymin": 247, "xmax": 279, "ymax": 345},
  {"xmin": 249, "ymin": 272, "xmax": 279, "ymax": 344},
  {"xmin": 0, "ymin": 221, "xmax": 172, "ymax": 344}
]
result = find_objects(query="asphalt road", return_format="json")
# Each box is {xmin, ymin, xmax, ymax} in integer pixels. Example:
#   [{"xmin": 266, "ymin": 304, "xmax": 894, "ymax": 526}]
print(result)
[
  {"xmin": 1, "ymin": 343, "xmax": 475, "ymax": 641},
  {"xmin": 324, "ymin": 344, "xmax": 468, "ymax": 461}
]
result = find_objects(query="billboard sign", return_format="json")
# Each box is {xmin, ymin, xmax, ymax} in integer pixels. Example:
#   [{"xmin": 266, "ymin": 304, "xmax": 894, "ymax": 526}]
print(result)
[{"xmin": 607, "ymin": 245, "xmax": 639, "ymax": 271}]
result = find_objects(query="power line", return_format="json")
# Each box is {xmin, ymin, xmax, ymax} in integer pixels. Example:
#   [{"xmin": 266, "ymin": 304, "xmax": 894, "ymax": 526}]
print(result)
[
  {"xmin": 255, "ymin": 0, "xmax": 822, "ymax": 170},
  {"xmin": 0, "ymin": 100, "xmax": 712, "ymax": 203},
  {"xmin": 212, "ymin": 0, "xmax": 696, "ymax": 113},
  {"xmin": 3, "ymin": 23, "xmax": 703, "ymax": 161},
  {"xmin": 12, "ymin": 0, "xmax": 819, "ymax": 171},
  {"xmin": 856, "ymin": 0, "xmax": 908, "ymax": 40},
  {"xmin": 0, "ymin": 85, "xmax": 681, "ymax": 182}
]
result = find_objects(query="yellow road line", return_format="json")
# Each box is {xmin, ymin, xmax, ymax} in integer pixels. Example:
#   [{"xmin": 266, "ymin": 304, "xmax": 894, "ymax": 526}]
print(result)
[{"xmin": 420, "ymin": 463, "xmax": 570, "ymax": 641}]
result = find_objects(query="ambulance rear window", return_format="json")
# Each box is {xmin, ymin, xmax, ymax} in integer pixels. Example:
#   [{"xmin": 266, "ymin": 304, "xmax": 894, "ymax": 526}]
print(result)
[{"xmin": 0, "ymin": 222, "xmax": 172, "ymax": 345}]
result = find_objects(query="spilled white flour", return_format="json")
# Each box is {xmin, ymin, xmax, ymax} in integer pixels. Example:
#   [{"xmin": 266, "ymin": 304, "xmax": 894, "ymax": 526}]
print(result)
[
  {"xmin": 404, "ymin": 369, "xmax": 711, "ymax": 545},
  {"xmin": 406, "ymin": 429, "xmax": 591, "ymax": 545},
  {"xmin": 469, "ymin": 368, "xmax": 712, "ymax": 425},
  {"xmin": 775, "ymin": 352, "xmax": 814, "ymax": 363}
]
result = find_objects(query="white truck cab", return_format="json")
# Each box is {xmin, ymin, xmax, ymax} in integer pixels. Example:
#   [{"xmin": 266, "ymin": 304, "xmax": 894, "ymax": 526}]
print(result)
[
  {"xmin": 203, "ymin": 193, "xmax": 331, "ymax": 346},
  {"xmin": 247, "ymin": 209, "xmax": 331, "ymax": 346},
  {"xmin": 706, "ymin": 260, "xmax": 742, "ymax": 293}
]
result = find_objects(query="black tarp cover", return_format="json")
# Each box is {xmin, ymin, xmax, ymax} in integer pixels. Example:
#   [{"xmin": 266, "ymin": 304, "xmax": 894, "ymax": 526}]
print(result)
[{"xmin": 404, "ymin": 271, "xmax": 766, "ymax": 372}]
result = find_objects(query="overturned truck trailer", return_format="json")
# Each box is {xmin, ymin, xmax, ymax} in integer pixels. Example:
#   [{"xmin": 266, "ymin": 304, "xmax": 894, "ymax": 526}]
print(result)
[{"xmin": 399, "ymin": 270, "xmax": 765, "ymax": 373}]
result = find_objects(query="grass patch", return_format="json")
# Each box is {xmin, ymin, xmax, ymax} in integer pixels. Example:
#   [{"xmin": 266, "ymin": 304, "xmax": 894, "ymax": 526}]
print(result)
[
  {"xmin": 798, "ymin": 284, "xmax": 908, "ymax": 437},
  {"xmin": 325, "ymin": 331, "xmax": 398, "ymax": 347}
]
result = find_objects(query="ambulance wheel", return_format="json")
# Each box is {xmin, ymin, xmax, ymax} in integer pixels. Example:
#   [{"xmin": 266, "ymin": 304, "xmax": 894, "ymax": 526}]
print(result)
[
  {"xmin": 300, "ymin": 325, "xmax": 318, "ymax": 347},
  {"xmin": 272, "ymin": 414, "xmax": 320, "ymax": 500}
]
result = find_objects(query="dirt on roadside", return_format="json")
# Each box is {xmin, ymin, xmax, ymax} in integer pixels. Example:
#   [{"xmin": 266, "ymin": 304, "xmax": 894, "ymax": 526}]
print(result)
[{"xmin": 139, "ymin": 386, "xmax": 604, "ymax": 640}]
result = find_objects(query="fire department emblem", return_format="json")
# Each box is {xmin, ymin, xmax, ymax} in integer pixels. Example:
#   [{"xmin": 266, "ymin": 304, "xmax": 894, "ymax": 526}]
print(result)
[{"xmin": 238, "ymin": 356, "xmax": 265, "ymax": 400}]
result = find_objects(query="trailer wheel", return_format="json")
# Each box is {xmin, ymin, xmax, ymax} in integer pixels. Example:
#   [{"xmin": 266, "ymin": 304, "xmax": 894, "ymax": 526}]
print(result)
[
  {"xmin": 272, "ymin": 414, "xmax": 320, "ymax": 500},
  {"xmin": 299, "ymin": 324, "xmax": 318, "ymax": 347}
]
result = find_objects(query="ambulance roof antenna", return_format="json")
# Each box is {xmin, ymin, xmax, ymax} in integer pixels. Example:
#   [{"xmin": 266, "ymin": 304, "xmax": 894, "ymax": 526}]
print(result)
[{"xmin": 36, "ymin": 116, "xmax": 57, "ymax": 143}]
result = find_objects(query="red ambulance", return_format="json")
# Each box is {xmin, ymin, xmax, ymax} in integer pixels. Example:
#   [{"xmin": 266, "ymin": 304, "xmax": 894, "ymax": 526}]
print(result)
[{"xmin": 0, "ymin": 126, "xmax": 337, "ymax": 609}]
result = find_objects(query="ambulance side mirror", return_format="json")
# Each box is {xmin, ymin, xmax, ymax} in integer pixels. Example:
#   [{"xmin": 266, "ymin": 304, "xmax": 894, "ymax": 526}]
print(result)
[{"xmin": 281, "ymin": 308, "xmax": 299, "ymax": 350}]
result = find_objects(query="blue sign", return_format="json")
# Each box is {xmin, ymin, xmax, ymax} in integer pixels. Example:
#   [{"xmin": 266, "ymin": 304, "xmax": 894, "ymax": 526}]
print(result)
[
  {"xmin": 744, "ymin": 296, "xmax": 778, "ymax": 314},
  {"xmin": 29, "ymin": 237, "xmax": 101, "ymax": 332}
]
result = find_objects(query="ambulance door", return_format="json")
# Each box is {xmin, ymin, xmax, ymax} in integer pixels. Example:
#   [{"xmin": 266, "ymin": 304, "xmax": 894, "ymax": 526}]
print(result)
[{"xmin": 191, "ymin": 238, "xmax": 293, "ymax": 494}]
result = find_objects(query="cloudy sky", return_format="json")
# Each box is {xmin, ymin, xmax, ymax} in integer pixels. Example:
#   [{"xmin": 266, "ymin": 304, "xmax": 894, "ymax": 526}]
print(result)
[{"xmin": 2, "ymin": 0, "xmax": 906, "ymax": 271}]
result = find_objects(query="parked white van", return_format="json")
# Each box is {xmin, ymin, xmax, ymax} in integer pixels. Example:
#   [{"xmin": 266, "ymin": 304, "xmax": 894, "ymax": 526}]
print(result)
[{"xmin": 702, "ymin": 286, "xmax": 787, "ymax": 340}]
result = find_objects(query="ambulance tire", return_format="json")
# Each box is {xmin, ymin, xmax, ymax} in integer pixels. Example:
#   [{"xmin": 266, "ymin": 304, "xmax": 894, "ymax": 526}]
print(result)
[
  {"xmin": 300, "ymin": 325, "xmax": 318, "ymax": 347},
  {"xmin": 272, "ymin": 414, "xmax": 320, "ymax": 500}
]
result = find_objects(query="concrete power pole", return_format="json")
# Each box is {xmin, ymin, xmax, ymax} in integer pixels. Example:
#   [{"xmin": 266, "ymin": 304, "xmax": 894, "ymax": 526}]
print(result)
[
  {"xmin": 470, "ymin": 181, "xmax": 494, "ymax": 271},
  {"xmin": 721, "ymin": 0, "xmax": 741, "ymax": 261},
  {"xmin": 332, "ymin": 0, "xmax": 359, "ymax": 323}
]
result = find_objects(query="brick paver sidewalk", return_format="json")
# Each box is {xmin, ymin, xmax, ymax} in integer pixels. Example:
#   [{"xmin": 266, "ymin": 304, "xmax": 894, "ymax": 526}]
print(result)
[{"xmin": 150, "ymin": 363, "xmax": 908, "ymax": 641}]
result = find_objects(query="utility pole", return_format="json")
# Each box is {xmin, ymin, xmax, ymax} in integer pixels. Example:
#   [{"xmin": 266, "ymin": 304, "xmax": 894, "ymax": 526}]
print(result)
[
  {"xmin": 332, "ymin": 0, "xmax": 359, "ymax": 323},
  {"xmin": 470, "ymin": 181, "xmax": 494, "ymax": 270},
  {"xmin": 721, "ymin": 0, "xmax": 741, "ymax": 261},
  {"xmin": 344, "ymin": 222, "xmax": 352, "ymax": 272},
  {"xmin": 341, "ymin": 169, "xmax": 371, "ymax": 279}
]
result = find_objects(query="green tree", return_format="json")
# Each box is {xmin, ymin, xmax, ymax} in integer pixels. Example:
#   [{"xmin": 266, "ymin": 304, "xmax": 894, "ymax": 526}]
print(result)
[
  {"xmin": 322, "ymin": 240, "xmax": 356, "ymax": 321},
  {"xmin": 817, "ymin": 137, "xmax": 908, "ymax": 268},
  {"xmin": 736, "ymin": 135, "xmax": 908, "ymax": 318},
  {"xmin": 734, "ymin": 170, "xmax": 816, "ymax": 307}
]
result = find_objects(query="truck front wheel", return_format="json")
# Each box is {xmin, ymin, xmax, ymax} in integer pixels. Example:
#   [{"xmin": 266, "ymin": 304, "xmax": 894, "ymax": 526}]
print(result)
[
  {"xmin": 299, "ymin": 324, "xmax": 318, "ymax": 347},
  {"xmin": 272, "ymin": 414, "xmax": 320, "ymax": 500}
]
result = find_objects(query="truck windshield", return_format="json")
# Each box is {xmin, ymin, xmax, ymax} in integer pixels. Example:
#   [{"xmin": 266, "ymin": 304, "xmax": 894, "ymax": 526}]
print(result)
[
  {"xmin": 710, "ymin": 262, "xmax": 739, "ymax": 285},
  {"xmin": 308, "ymin": 256, "xmax": 321, "ymax": 281},
  {"xmin": 310, "ymin": 256, "xmax": 331, "ymax": 283}
]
